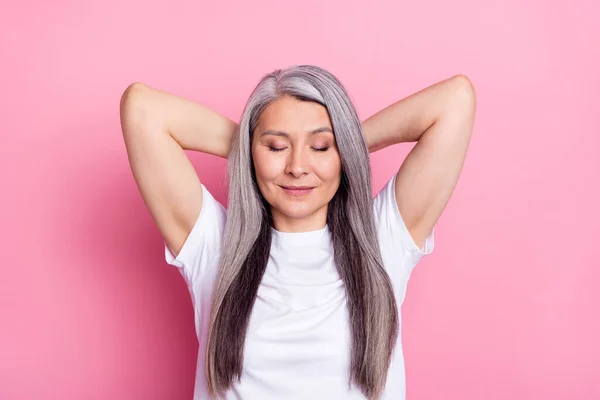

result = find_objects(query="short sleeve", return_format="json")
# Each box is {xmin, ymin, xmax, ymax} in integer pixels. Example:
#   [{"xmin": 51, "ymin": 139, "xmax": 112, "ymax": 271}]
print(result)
[
  {"xmin": 164, "ymin": 184, "xmax": 227, "ymax": 286},
  {"xmin": 373, "ymin": 173, "xmax": 435, "ymax": 273}
]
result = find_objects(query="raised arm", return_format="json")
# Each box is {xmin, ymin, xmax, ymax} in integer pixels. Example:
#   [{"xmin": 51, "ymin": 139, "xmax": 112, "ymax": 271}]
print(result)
[
  {"xmin": 119, "ymin": 82, "xmax": 237, "ymax": 257},
  {"xmin": 362, "ymin": 75, "xmax": 476, "ymax": 249}
]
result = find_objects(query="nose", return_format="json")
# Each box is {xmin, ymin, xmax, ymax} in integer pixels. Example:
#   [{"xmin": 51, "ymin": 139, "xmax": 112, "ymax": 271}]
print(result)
[{"xmin": 285, "ymin": 146, "xmax": 309, "ymax": 178}]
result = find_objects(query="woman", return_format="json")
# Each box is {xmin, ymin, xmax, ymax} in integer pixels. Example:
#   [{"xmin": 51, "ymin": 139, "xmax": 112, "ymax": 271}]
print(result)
[{"xmin": 120, "ymin": 65, "xmax": 476, "ymax": 400}]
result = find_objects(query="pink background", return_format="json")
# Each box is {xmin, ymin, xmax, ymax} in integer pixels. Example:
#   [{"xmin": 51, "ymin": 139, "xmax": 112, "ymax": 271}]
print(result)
[{"xmin": 2, "ymin": 0, "xmax": 599, "ymax": 399}]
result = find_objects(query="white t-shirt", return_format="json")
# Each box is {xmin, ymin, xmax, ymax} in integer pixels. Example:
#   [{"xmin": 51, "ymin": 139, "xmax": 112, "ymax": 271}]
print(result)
[{"xmin": 164, "ymin": 174, "xmax": 434, "ymax": 400}]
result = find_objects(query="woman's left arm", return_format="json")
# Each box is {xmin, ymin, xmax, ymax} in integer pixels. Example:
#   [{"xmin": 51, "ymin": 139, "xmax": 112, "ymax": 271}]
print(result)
[{"xmin": 362, "ymin": 74, "xmax": 477, "ymax": 249}]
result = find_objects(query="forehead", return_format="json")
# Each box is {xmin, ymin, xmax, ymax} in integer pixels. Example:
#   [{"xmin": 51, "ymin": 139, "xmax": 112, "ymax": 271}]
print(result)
[{"xmin": 256, "ymin": 96, "xmax": 332, "ymax": 132}]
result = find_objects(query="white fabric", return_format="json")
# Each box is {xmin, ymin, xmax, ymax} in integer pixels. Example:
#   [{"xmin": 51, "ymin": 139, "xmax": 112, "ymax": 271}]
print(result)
[{"xmin": 164, "ymin": 173, "xmax": 434, "ymax": 400}]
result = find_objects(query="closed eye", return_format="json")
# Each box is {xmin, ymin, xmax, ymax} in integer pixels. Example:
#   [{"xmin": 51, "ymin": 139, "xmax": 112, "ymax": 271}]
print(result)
[
  {"xmin": 268, "ymin": 146, "xmax": 329, "ymax": 152},
  {"xmin": 268, "ymin": 146, "xmax": 287, "ymax": 152}
]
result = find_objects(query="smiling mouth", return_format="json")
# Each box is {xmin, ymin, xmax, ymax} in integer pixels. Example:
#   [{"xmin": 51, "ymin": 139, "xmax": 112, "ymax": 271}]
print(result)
[{"xmin": 280, "ymin": 186, "xmax": 314, "ymax": 196}]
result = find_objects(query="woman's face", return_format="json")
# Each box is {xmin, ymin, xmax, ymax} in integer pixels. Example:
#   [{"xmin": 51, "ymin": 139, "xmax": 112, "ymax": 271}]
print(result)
[{"xmin": 251, "ymin": 96, "xmax": 342, "ymax": 232}]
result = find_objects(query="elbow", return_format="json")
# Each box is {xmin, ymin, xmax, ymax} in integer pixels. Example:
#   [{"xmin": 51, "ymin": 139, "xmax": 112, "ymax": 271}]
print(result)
[
  {"xmin": 449, "ymin": 74, "xmax": 477, "ymax": 115},
  {"xmin": 119, "ymin": 82, "xmax": 150, "ymax": 137},
  {"xmin": 452, "ymin": 74, "xmax": 476, "ymax": 101},
  {"xmin": 120, "ymin": 82, "xmax": 147, "ymax": 111}
]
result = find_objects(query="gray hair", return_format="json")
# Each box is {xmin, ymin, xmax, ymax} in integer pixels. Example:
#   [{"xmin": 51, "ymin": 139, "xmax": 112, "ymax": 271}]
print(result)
[{"xmin": 205, "ymin": 65, "xmax": 398, "ymax": 400}]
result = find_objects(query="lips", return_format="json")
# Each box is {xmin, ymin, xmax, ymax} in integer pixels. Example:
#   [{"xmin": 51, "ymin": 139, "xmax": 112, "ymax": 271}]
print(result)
[
  {"xmin": 281, "ymin": 185, "xmax": 314, "ymax": 196},
  {"xmin": 282, "ymin": 186, "xmax": 313, "ymax": 190}
]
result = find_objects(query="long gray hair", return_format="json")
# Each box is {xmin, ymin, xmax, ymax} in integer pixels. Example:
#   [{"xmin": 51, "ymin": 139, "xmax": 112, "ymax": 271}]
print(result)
[{"xmin": 205, "ymin": 65, "xmax": 399, "ymax": 400}]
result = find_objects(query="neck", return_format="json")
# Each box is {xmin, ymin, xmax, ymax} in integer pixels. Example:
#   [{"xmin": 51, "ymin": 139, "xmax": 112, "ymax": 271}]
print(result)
[{"xmin": 271, "ymin": 204, "xmax": 328, "ymax": 233}]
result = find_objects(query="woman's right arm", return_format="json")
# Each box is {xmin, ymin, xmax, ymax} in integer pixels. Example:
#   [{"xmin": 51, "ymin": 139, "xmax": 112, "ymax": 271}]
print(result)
[{"xmin": 119, "ymin": 82, "xmax": 237, "ymax": 258}]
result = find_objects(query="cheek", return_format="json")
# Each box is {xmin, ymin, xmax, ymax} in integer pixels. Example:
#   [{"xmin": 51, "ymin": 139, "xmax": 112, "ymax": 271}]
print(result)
[
  {"xmin": 315, "ymin": 154, "xmax": 342, "ymax": 182},
  {"xmin": 253, "ymin": 152, "xmax": 281, "ymax": 183}
]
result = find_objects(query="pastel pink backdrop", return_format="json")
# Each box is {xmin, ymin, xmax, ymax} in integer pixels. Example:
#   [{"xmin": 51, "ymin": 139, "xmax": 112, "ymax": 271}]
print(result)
[{"xmin": 1, "ymin": 0, "xmax": 598, "ymax": 399}]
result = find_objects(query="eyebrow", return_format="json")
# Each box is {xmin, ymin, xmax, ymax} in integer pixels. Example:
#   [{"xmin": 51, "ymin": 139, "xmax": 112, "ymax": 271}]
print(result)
[{"xmin": 259, "ymin": 127, "xmax": 333, "ymax": 138}]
